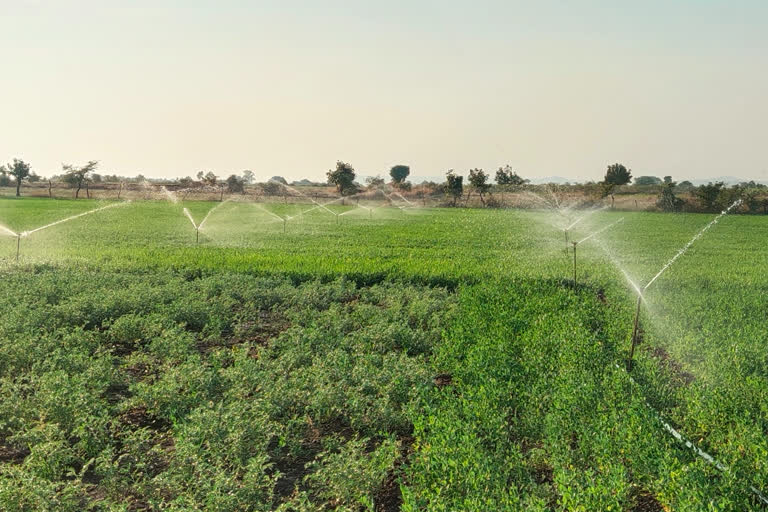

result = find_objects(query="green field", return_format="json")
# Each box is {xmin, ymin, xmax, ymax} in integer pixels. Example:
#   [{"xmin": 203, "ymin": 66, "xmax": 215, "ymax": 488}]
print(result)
[{"xmin": 1, "ymin": 196, "xmax": 766, "ymax": 511}]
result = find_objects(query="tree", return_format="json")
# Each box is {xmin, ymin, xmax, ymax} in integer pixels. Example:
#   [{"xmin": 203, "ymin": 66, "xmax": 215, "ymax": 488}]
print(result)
[
  {"xmin": 195, "ymin": 171, "xmax": 217, "ymax": 186},
  {"xmin": 495, "ymin": 165, "xmax": 528, "ymax": 186},
  {"xmin": 242, "ymin": 170, "xmax": 255, "ymax": 185},
  {"xmin": 326, "ymin": 161, "xmax": 357, "ymax": 196},
  {"xmin": 604, "ymin": 163, "xmax": 632, "ymax": 186},
  {"xmin": 225, "ymin": 174, "xmax": 245, "ymax": 194},
  {"xmin": 389, "ymin": 165, "xmax": 410, "ymax": 186},
  {"xmin": 365, "ymin": 175, "xmax": 385, "ymax": 188},
  {"xmin": 2, "ymin": 158, "xmax": 31, "ymax": 197},
  {"xmin": 445, "ymin": 171, "xmax": 463, "ymax": 206},
  {"xmin": 270, "ymin": 176, "xmax": 288, "ymax": 185},
  {"xmin": 467, "ymin": 168, "xmax": 491, "ymax": 205},
  {"xmin": 657, "ymin": 182, "xmax": 684, "ymax": 212},
  {"xmin": 677, "ymin": 180, "xmax": 694, "ymax": 191},
  {"xmin": 63, "ymin": 161, "xmax": 98, "ymax": 199},
  {"xmin": 603, "ymin": 163, "xmax": 632, "ymax": 208},
  {"xmin": 663, "ymin": 176, "xmax": 673, "ymax": 185},
  {"xmin": 695, "ymin": 182, "xmax": 726, "ymax": 212},
  {"xmin": 634, "ymin": 176, "xmax": 662, "ymax": 186}
]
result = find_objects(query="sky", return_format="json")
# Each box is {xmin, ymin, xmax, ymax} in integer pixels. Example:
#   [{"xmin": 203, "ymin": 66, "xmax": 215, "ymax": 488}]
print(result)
[{"xmin": 2, "ymin": 0, "xmax": 767, "ymax": 183}]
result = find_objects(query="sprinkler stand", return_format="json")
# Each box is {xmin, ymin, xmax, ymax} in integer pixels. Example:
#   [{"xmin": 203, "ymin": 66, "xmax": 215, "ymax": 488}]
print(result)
[
  {"xmin": 196, "ymin": 228, "xmax": 199, "ymax": 244},
  {"xmin": 16, "ymin": 235, "xmax": 21, "ymax": 262},
  {"xmin": 564, "ymin": 229, "xmax": 569, "ymax": 253},
  {"xmin": 627, "ymin": 294, "xmax": 643, "ymax": 371},
  {"xmin": 572, "ymin": 242, "xmax": 578, "ymax": 285}
]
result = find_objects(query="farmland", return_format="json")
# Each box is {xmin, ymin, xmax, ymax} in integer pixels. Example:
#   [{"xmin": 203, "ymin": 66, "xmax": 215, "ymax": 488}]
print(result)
[{"xmin": 0, "ymin": 196, "xmax": 766, "ymax": 511}]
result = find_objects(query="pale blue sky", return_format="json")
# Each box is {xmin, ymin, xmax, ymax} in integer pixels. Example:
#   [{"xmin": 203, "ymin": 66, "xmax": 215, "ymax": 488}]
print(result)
[{"xmin": 2, "ymin": 1, "xmax": 767, "ymax": 182}]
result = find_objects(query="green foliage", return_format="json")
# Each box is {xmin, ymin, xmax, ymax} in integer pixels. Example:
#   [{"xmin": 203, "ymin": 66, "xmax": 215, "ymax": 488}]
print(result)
[
  {"xmin": 2, "ymin": 158, "xmax": 32, "ymax": 196},
  {"xmin": 445, "ymin": 170, "xmax": 463, "ymax": 206},
  {"xmin": 389, "ymin": 165, "xmax": 410, "ymax": 185},
  {"xmin": 495, "ymin": 165, "xmax": 528, "ymax": 186},
  {"xmin": 327, "ymin": 161, "xmax": 358, "ymax": 196},
  {"xmin": 604, "ymin": 163, "xmax": 632, "ymax": 186},
  {"xmin": 0, "ymin": 270, "xmax": 455, "ymax": 510},
  {"xmin": 634, "ymin": 175, "xmax": 662, "ymax": 186}
]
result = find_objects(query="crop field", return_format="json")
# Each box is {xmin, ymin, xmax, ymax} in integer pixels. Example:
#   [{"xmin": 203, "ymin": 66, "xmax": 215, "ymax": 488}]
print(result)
[{"xmin": 0, "ymin": 196, "xmax": 766, "ymax": 511}]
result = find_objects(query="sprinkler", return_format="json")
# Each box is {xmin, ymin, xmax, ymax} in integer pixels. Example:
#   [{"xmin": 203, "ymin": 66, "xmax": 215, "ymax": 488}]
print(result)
[
  {"xmin": 196, "ymin": 227, "xmax": 199, "ymax": 244},
  {"xmin": 16, "ymin": 234, "xmax": 21, "ymax": 262},
  {"xmin": 564, "ymin": 229, "xmax": 569, "ymax": 253},
  {"xmin": 572, "ymin": 241, "xmax": 578, "ymax": 285},
  {"xmin": 627, "ymin": 294, "xmax": 643, "ymax": 371}
]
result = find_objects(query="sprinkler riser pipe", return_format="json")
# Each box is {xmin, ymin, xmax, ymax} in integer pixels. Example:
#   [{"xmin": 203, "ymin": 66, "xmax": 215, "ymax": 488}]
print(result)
[
  {"xmin": 196, "ymin": 228, "xmax": 199, "ymax": 244},
  {"xmin": 16, "ymin": 235, "xmax": 20, "ymax": 262},
  {"xmin": 627, "ymin": 295, "xmax": 643, "ymax": 371},
  {"xmin": 572, "ymin": 242, "xmax": 578, "ymax": 285}
]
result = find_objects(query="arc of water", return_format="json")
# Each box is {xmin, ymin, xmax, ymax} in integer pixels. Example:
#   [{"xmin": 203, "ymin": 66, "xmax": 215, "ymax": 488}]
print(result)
[
  {"xmin": 198, "ymin": 198, "xmax": 233, "ymax": 230},
  {"xmin": 271, "ymin": 180, "xmax": 340, "ymax": 217},
  {"xmin": 0, "ymin": 224, "xmax": 18, "ymax": 237},
  {"xmin": 643, "ymin": 200, "xmax": 742, "ymax": 292},
  {"xmin": 161, "ymin": 186, "xmax": 179, "ymax": 204},
  {"xmin": 22, "ymin": 201, "xmax": 131, "ymax": 237},
  {"xmin": 566, "ymin": 205, "xmax": 610, "ymax": 231},
  {"xmin": 254, "ymin": 204, "xmax": 285, "ymax": 222},
  {"xmin": 392, "ymin": 190, "xmax": 415, "ymax": 207},
  {"xmin": 576, "ymin": 217, "xmax": 624, "ymax": 245},
  {"xmin": 182, "ymin": 208, "xmax": 198, "ymax": 229}
]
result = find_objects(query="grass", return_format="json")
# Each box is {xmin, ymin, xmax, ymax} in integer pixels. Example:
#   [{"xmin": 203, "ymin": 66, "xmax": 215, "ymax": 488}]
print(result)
[{"xmin": 0, "ymin": 196, "xmax": 766, "ymax": 510}]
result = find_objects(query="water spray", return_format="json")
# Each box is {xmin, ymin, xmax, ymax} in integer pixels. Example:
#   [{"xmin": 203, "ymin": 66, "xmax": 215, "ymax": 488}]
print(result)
[
  {"xmin": 625, "ymin": 200, "xmax": 742, "ymax": 371},
  {"xmin": 568, "ymin": 218, "xmax": 625, "ymax": 286}
]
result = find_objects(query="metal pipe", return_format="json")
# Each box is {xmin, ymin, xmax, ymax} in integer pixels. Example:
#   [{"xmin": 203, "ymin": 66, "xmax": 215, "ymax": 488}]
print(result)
[
  {"xmin": 196, "ymin": 228, "xmax": 199, "ymax": 244},
  {"xmin": 627, "ymin": 294, "xmax": 643, "ymax": 371},
  {"xmin": 572, "ymin": 242, "xmax": 578, "ymax": 285}
]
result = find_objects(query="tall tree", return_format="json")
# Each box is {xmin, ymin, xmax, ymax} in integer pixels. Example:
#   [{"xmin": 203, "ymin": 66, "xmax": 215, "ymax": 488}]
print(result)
[
  {"xmin": 242, "ymin": 170, "xmax": 255, "ymax": 185},
  {"xmin": 389, "ymin": 165, "xmax": 410, "ymax": 186},
  {"xmin": 467, "ymin": 168, "xmax": 491, "ymax": 205},
  {"xmin": 603, "ymin": 163, "xmax": 632, "ymax": 208},
  {"xmin": 445, "ymin": 171, "xmax": 463, "ymax": 206},
  {"xmin": 327, "ymin": 161, "xmax": 357, "ymax": 195},
  {"xmin": 2, "ymin": 158, "xmax": 32, "ymax": 197},
  {"xmin": 63, "ymin": 161, "xmax": 98, "ymax": 199},
  {"xmin": 604, "ymin": 163, "xmax": 632, "ymax": 186}
]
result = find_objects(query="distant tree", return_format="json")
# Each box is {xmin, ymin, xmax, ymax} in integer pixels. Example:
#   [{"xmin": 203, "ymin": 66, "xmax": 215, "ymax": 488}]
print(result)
[
  {"xmin": 634, "ymin": 176, "xmax": 662, "ymax": 186},
  {"xmin": 657, "ymin": 182, "xmax": 684, "ymax": 212},
  {"xmin": 389, "ymin": 165, "xmax": 410, "ymax": 187},
  {"xmin": 242, "ymin": 170, "xmax": 255, "ymax": 185},
  {"xmin": 63, "ymin": 161, "xmax": 98, "ymax": 199},
  {"xmin": 602, "ymin": 163, "xmax": 632, "ymax": 208},
  {"xmin": 663, "ymin": 176, "xmax": 673, "ymax": 185},
  {"xmin": 2, "ymin": 158, "xmax": 32, "ymax": 197},
  {"xmin": 225, "ymin": 174, "xmax": 245, "ymax": 194},
  {"xmin": 196, "ymin": 171, "xmax": 217, "ymax": 186},
  {"xmin": 27, "ymin": 172, "xmax": 41, "ymax": 183},
  {"xmin": 467, "ymin": 168, "xmax": 491, "ymax": 205},
  {"xmin": 177, "ymin": 176, "xmax": 195, "ymax": 188},
  {"xmin": 365, "ymin": 175, "xmax": 386, "ymax": 188},
  {"xmin": 270, "ymin": 176, "xmax": 288, "ymax": 185},
  {"xmin": 604, "ymin": 163, "xmax": 632, "ymax": 186},
  {"xmin": 326, "ymin": 161, "xmax": 357, "ymax": 195},
  {"xmin": 0, "ymin": 173, "xmax": 10, "ymax": 187},
  {"xmin": 495, "ymin": 165, "xmax": 528, "ymax": 186},
  {"xmin": 677, "ymin": 180, "xmax": 694, "ymax": 191},
  {"xmin": 445, "ymin": 170, "xmax": 463, "ymax": 206},
  {"xmin": 695, "ymin": 182, "xmax": 726, "ymax": 212},
  {"xmin": 91, "ymin": 173, "xmax": 102, "ymax": 183},
  {"xmin": 262, "ymin": 181, "xmax": 282, "ymax": 196}
]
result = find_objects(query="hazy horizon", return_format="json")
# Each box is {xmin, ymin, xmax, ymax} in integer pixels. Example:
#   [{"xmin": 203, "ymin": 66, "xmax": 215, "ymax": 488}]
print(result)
[{"xmin": 3, "ymin": 1, "xmax": 767, "ymax": 183}]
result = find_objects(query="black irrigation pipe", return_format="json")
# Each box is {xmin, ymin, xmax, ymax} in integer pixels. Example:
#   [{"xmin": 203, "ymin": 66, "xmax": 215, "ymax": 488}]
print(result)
[{"xmin": 612, "ymin": 362, "xmax": 768, "ymax": 506}]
